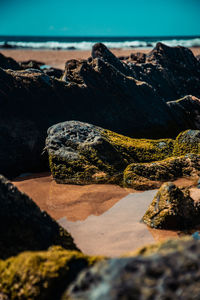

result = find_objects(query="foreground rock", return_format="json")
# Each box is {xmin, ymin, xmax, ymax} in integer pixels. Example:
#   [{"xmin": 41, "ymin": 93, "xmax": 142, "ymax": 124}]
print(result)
[
  {"xmin": 0, "ymin": 175, "xmax": 78, "ymax": 259},
  {"xmin": 143, "ymin": 182, "xmax": 200, "ymax": 229},
  {"xmin": 0, "ymin": 246, "xmax": 102, "ymax": 300},
  {"xmin": 64, "ymin": 238, "xmax": 200, "ymax": 300},
  {"xmin": 0, "ymin": 52, "xmax": 21, "ymax": 70},
  {"xmin": 45, "ymin": 121, "xmax": 175, "ymax": 184},
  {"xmin": 1, "ymin": 43, "xmax": 200, "ymax": 177},
  {"xmin": 46, "ymin": 121, "xmax": 200, "ymax": 185}
]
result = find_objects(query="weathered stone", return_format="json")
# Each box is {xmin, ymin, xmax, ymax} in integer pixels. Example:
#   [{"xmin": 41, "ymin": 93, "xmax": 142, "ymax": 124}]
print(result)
[
  {"xmin": 45, "ymin": 121, "xmax": 175, "ymax": 184},
  {"xmin": 0, "ymin": 174, "xmax": 78, "ymax": 259},
  {"xmin": 0, "ymin": 52, "xmax": 21, "ymax": 70},
  {"xmin": 173, "ymin": 129, "xmax": 200, "ymax": 156},
  {"xmin": 0, "ymin": 246, "xmax": 102, "ymax": 300},
  {"xmin": 124, "ymin": 154, "xmax": 200, "ymax": 190},
  {"xmin": 142, "ymin": 182, "xmax": 200, "ymax": 229},
  {"xmin": 64, "ymin": 238, "xmax": 200, "ymax": 300}
]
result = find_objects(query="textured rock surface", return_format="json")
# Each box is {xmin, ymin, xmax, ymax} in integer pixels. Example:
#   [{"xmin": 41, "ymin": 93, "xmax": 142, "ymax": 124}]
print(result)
[
  {"xmin": 0, "ymin": 174, "xmax": 78, "ymax": 259},
  {"xmin": 124, "ymin": 154, "xmax": 200, "ymax": 190},
  {"xmin": 0, "ymin": 246, "xmax": 102, "ymax": 300},
  {"xmin": 142, "ymin": 182, "xmax": 200, "ymax": 229},
  {"xmin": 64, "ymin": 238, "xmax": 200, "ymax": 300},
  {"xmin": 45, "ymin": 121, "xmax": 175, "ymax": 184},
  {"xmin": 0, "ymin": 43, "xmax": 200, "ymax": 178}
]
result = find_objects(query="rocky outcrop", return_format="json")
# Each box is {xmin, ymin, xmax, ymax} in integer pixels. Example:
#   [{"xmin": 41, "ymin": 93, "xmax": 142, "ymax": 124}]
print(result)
[
  {"xmin": 0, "ymin": 246, "xmax": 102, "ymax": 300},
  {"xmin": 46, "ymin": 121, "xmax": 200, "ymax": 185},
  {"xmin": 142, "ymin": 182, "xmax": 200, "ymax": 229},
  {"xmin": 1, "ymin": 43, "xmax": 200, "ymax": 178},
  {"xmin": 124, "ymin": 154, "xmax": 200, "ymax": 190},
  {"xmin": 64, "ymin": 238, "xmax": 200, "ymax": 300},
  {"xmin": 0, "ymin": 174, "xmax": 78, "ymax": 259},
  {"xmin": 0, "ymin": 52, "xmax": 21, "ymax": 70},
  {"xmin": 45, "ymin": 121, "xmax": 175, "ymax": 184}
]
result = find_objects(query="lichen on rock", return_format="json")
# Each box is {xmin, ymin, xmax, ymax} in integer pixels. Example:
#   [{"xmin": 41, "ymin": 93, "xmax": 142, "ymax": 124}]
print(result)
[
  {"xmin": 124, "ymin": 154, "xmax": 200, "ymax": 190},
  {"xmin": 0, "ymin": 246, "xmax": 102, "ymax": 300},
  {"xmin": 45, "ymin": 121, "xmax": 174, "ymax": 185},
  {"xmin": 142, "ymin": 182, "xmax": 200, "ymax": 229}
]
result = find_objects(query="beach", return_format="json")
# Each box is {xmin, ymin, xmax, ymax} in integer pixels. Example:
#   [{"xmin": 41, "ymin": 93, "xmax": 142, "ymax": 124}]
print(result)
[{"xmin": 2, "ymin": 47, "xmax": 200, "ymax": 69}]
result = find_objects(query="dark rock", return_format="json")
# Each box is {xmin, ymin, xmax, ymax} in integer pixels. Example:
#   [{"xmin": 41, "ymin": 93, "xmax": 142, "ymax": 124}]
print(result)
[
  {"xmin": 196, "ymin": 55, "xmax": 200, "ymax": 61},
  {"xmin": 0, "ymin": 174, "xmax": 78, "ymax": 259},
  {"xmin": 143, "ymin": 182, "xmax": 200, "ymax": 229},
  {"xmin": 1, "ymin": 43, "xmax": 200, "ymax": 178},
  {"xmin": 64, "ymin": 238, "xmax": 200, "ymax": 300},
  {"xmin": 0, "ymin": 52, "xmax": 21, "ymax": 70},
  {"xmin": 19, "ymin": 59, "xmax": 44, "ymax": 70},
  {"xmin": 1, "ymin": 42, "xmax": 14, "ymax": 49},
  {"xmin": 130, "ymin": 52, "xmax": 146, "ymax": 63}
]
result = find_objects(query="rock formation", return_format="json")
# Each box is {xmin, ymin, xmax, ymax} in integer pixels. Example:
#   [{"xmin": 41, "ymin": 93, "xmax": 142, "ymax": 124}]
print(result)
[
  {"xmin": 0, "ymin": 174, "xmax": 78, "ymax": 259},
  {"xmin": 124, "ymin": 154, "xmax": 200, "ymax": 190},
  {"xmin": 142, "ymin": 182, "xmax": 200, "ymax": 229},
  {"xmin": 0, "ymin": 43, "xmax": 200, "ymax": 178},
  {"xmin": 64, "ymin": 238, "xmax": 200, "ymax": 300},
  {"xmin": 45, "ymin": 121, "xmax": 200, "ymax": 186},
  {"xmin": 0, "ymin": 246, "xmax": 102, "ymax": 300}
]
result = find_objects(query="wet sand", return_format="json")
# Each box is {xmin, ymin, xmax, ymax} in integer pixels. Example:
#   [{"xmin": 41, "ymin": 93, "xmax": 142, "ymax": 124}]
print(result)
[
  {"xmin": 13, "ymin": 173, "xmax": 200, "ymax": 256},
  {"xmin": 13, "ymin": 173, "xmax": 133, "ymax": 221},
  {"xmin": 2, "ymin": 47, "xmax": 200, "ymax": 70}
]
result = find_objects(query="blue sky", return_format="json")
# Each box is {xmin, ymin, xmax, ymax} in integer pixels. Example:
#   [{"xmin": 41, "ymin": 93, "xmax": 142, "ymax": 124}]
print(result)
[{"xmin": 0, "ymin": 0, "xmax": 200, "ymax": 36}]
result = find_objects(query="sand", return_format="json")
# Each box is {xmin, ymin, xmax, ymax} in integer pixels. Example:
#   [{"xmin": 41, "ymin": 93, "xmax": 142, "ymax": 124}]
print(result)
[
  {"xmin": 2, "ymin": 47, "xmax": 200, "ymax": 70},
  {"xmin": 13, "ymin": 173, "xmax": 200, "ymax": 257}
]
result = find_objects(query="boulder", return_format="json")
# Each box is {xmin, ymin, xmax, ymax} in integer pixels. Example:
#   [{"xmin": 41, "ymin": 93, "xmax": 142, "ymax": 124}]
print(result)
[
  {"xmin": 124, "ymin": 154, "xmax": 200, "ymax": 190},
  {"xmin": 173, "ymin": 129, "xmax": 200, "ymax": 156},
  {"xmin": 0, "ymin": 246, "xmax": 102, "ymax": 300},
  {"xmin": 63, "ymin": 238, "xmax": 200, "ymax": 300},
  {"xmin": 0, "ymin": 174, "xmax": 78, "ymax": 259},
  {"xmin": 0, "ymin": 52, "xmax": 21, "ymax": 70},
  {"xmin": 45, "ymin": 121, "xmax": 174, "ymax": 184},
  {"xmin": 142, "ymin": 182, "xmax": 200, "ymax": 229}
]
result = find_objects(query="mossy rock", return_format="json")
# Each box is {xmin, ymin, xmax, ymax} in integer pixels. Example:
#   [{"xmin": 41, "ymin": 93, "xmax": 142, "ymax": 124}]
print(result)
[
  {"xmin": 124, "ymin": 154, "xmax": 200, "ymax": 190},
  {"xmin": 0, "ymin": 175, "xmax": 78, "ymax": 259},
  {"xmin": 0, "ymin": 246, "xmax": 103, "ymax": 300},
  {"xmin": 142, "ymin": 182, "xmax": 200, "ymax": 229},
  {"xmin": 46, "ymin": 121, "xmax": 174, "ymax": 185},
  {"xmin": 173, "ymin": 129, "xmax": 200, "ymax": 156}
]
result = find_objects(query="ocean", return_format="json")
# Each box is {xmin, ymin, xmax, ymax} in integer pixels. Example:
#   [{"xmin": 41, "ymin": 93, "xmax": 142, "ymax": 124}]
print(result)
[{"xmin": 0, "ymin": 35, "xmax": 200, "ymax": 50}]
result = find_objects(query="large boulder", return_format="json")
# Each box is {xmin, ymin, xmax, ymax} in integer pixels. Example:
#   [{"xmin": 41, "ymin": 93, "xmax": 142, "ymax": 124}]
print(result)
[
  {"xmin": 63, "ymin": 238, "xmax": 200, "ymax": 300},
  {"xmin": 142, "ymin": 182, "xmax": 200, "ymax": 229},
  {"xmin": 124, "ymin": 154, "xmax": 200, "ymax": 190},
  {"xmin": 0, "ymin": 174, "xmax": 78, "ymax": 259},
  {"xmin": 45, "ymin": 121, "xmax": 174, "ymax": 184},
  {"xmin": 0, "ymin": 246, "xmax": 102, "ymax": 300}
]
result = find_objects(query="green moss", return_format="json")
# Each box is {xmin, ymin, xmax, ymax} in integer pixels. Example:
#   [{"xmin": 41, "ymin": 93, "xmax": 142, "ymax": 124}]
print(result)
[
  {"xmin": 0, "ymin": 246, "xmax": 103, "ymax": 300},
  {"xmin": 123, "ymin": 155, "xmax": 200, "ymax": 190},
  {"xmin": 173, "ymin": 130, "xmax": 200, "ymax": 156}
]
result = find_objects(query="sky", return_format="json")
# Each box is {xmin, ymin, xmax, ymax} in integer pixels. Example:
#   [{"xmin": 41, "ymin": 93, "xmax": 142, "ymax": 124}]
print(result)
[{"xmin": 0, "ymin": 0, "xmax": 200, "ymax": 36}]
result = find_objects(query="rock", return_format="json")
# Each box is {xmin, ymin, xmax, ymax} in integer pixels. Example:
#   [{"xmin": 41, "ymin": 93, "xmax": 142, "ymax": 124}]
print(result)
[
  {"xmin": 0, "ymin": 246, "xmax": 102, "ymax": 300},
  {"xmin": 173, "ymin": 129, "xmax": 200, "ymax": 156},
  {"xmin": 43, "ymin": 67, "xmax": 63, "ymax": 78},
  {"xmin": 0, "ymin": 52, "xmax": 21, "ymax": 70},
  {"xmin": 45, "ymin": 121, "xmax": 175, "ymax": 184},
  {"xmin": 196, "ymin": 55, "xmax": 200, "ymax": 61},
  {"xmin": 1, "ymin": 43, "xmax": 200, "ymax": 178},
  {"xmin": 64, "ymin": 238, "xmax": 200, "ymax": 300},
  {"xmin": 124, "ymin": 154, "xmax": 200, "ymax": 190},
  {"xmin": 128, "ymin": 42, "xmax": 200, "ymax": 101},
  {"xmin": 19, "ymin": 60, "xmax": 44, "ymax": 70},
  {"xmin": 129, "ymin": 52, "xmax": 146, "ymax": 63},
  {"xmin": 0, "ymin": 174, "xmax": 78, "ymax": 259},
  {"xmin": 142, "ymin": 182, "xmax": 200, "ymax": 229}
]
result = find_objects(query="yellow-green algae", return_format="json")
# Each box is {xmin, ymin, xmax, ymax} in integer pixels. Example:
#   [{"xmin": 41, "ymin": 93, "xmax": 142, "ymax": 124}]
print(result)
[
  {"xmin": 0, "ymin": 246, "xmax": 103, "ymax": 300},
  {"xmin": 123, "ymin": 154, "xmax": 200, "ymax": 190},
  {"xmin": 142, "ymin": 182, "xmax": 199, "ymax": 229}
]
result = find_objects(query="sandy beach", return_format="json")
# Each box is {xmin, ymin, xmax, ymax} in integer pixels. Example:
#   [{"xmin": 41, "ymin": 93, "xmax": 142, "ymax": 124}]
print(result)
[{"xmin": 2, "ymin": 47, "xmax": 200, "ymax": 70}]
